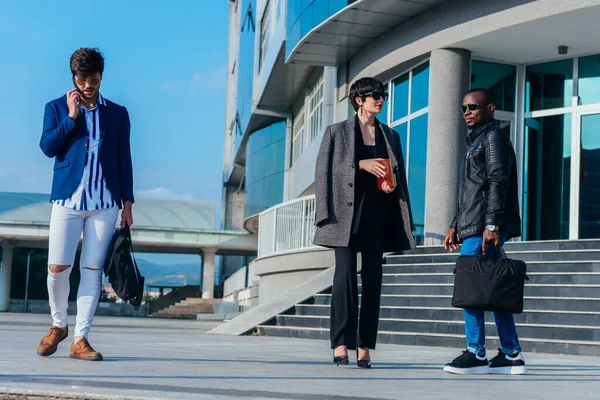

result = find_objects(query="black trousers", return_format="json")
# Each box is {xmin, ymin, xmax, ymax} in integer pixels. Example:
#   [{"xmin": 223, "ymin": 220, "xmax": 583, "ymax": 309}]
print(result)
[{"xmin": 330, "ymin": 239, "xmax": 384, "ymax": 350}]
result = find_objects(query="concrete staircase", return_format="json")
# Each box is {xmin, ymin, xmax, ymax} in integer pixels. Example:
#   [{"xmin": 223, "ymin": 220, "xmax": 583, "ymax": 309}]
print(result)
[
  {"xmin": 151, "ymin": 298, "xmax": 221, "ymax": 319},
  {"xmin": 256, "ymin": 240, "xmax": 600, "ymax": 355}
]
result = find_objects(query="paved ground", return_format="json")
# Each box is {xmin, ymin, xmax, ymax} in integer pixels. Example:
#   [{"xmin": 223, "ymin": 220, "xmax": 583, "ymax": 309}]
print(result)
[{"xmin": 0, "ymin": 313, "xmax": 599, "ymax": 400}]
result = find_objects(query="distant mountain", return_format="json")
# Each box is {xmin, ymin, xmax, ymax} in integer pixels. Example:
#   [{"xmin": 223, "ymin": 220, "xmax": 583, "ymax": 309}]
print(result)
[{"xmin": 135, "ymin": 258, "xmax": 200, "ymax": 287}]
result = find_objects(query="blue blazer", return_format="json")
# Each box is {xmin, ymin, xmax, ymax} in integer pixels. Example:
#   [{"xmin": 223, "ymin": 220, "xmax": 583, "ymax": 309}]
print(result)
[{"xmin": 40, "ymin": 95, "xmax": 134, "ymax": 208}]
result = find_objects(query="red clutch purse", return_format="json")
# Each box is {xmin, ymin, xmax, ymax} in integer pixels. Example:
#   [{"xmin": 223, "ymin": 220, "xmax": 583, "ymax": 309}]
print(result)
[{"xmin": 376, "ymin": 158, "xmax": 397, "ymax": 191}]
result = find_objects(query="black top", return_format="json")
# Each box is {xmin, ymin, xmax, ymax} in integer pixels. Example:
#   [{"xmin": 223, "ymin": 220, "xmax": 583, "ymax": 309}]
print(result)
[{"xmin": 352, "ymin": 118, "xmax": 397, "ymax": 240}]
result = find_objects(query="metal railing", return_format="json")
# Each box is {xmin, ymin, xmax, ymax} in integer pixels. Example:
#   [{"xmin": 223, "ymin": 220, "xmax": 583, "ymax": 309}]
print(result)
[
  {"xmin": 257, "ymin": 195, "xmax": 429, "ymax": 257},
  {"xmin": 257, "ymin": 195, "xmax": 319, "ymax": 258}
]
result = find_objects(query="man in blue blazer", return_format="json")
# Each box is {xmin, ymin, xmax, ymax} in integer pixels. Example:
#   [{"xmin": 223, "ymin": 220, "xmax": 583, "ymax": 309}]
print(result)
[{"xmin": 37, "ymin": 48, "xmax": 134, "ymax": 361}]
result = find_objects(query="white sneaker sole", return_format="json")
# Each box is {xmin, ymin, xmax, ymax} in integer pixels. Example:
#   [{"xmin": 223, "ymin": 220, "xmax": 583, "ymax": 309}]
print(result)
[
  {"xmin": 489, "ymin": 365, "xmax": 527, "ymax": 375},
  {"xmin": 443, "ymin": 365, "xmax": 490, "ymax": 375}
]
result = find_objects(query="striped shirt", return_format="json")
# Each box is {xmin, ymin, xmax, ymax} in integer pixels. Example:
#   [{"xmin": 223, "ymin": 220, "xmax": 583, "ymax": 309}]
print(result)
[{"xmin": 54, "ymin": 93, "xmax": 116, "ymax": 210}]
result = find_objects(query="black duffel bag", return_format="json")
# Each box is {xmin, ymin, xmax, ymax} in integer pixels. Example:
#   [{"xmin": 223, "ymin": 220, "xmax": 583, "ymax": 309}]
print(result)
[
  {"xmin": 103, "ymin": 225, "xmax": 145, "ymax": 310},
  {"xmin": 452, "ymin": 250, "xmax": 529, "ymax": 314}
]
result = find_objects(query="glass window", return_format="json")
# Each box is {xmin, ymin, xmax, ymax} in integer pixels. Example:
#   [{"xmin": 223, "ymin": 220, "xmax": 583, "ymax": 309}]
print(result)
[
  {"xmin": 523, "ymin": 114, "xmax": 571, "ymax": 240},
  {"xmin": 411, "ymin": 62, "xmax": 430, "ymax": 112},
  {"xmin": 313, "ymin": 0, "xmax": 329, "ymax": 27},
  {"xmin": 292, "ymin": 109, "xmax": 305, "ymax": 164},
  {"xmin": 259, "ymin": 0, "xmax": 271, "ymax": 71},
  {"xmin": 290, "ymin": 69, "xmax": 328, "ymax": 166},
  {"xmin": 308, "ymin": 75, "xmax": 324, "ymax": 143},
  {"xmin": 245, "ymin": 120, "xmax": 286, "ymax": 217},
  {"xmin": 408, "ymin": 114, "xmax": 428, "ymax": 245},
  {"xmin": 395, "ymin": 122, "xmax": 407, "ymax": 166},
  {"xmin": 392, "ymin": 73, "xmax": 409, "ymax": 121},
  {"xmin": 286, "ymin": 0, "xmax": 350, "ymax": 58},
  {"xmin": 378, "ymin": 86, "xmax": 389, "ymax": 125},
  {"xmin": 526, "ymin": 59, "xmax": 573, "ymax": 112},
  {"xmin": 579, "ymin": 114, "xmax": 600, "ymax": 239},
  {"xmin": 578, "ymin": 54, "xmax": 600, "ymax": 105},
  {"xmin": 471, "ymin": 60, "xmax": 516, "ymax": 112},
  {"xmin": 236, "ymin": 0, "xmax": 257, "ymax": 154}
]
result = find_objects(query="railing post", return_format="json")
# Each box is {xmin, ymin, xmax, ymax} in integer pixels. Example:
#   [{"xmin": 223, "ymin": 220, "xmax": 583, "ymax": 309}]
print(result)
[
  {"xmin": 257, "ymin": 213, "xmax": 263, "ymax": 258},
  {"xmin": 272, "ymin": 207, "xmax": 278, "ymax": 254},
  {"xmin": 300, "ymin": 197, "xmax": 307, "ymax": 249}
]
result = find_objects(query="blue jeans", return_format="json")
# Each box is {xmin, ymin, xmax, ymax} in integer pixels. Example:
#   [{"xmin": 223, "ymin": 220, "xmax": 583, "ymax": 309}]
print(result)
[{"xmin": 460, "ymin": 233, "xmax": 522, "ymax": 356}]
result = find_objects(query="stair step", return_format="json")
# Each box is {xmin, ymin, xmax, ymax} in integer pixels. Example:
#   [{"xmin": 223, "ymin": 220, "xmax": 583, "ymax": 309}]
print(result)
[
  {"xmin": 274, "ymin": 315, "xmax": 600, "ymax": 341},
  {"xmin": 256, "ymin": 325, "xmax": 600, "ymax": 356},
  {"xmin": 377, "ymin": 272, "xmax": 600, "ymax": 284},
  {"xmin": 181, "ymin": 298, "xmax": 222, "ymax": 305},
  {"xmin": 312, "ymin": 293, "xmax": 600, "ymax": 311},
  {"xmin": 385, "ymin": 250, "xmax": 600, "ymax": 265},
  {"xmin": 375, "ymin": 283, "xmax": 600, "ymax": 297},
  {"xmin": 400, "ymin": 240, "xmax": 600, "ymax": 255},
  {"xmin": 150, "ymin": 313, "xmax": 198, "ymax": 319},
  {"xmin": 293, "ymin": 304, "xmax": 600, "ymax": 326},
  {"xmin": 381, "ymin": 261, "xmax": 600, "ymax": 274}
]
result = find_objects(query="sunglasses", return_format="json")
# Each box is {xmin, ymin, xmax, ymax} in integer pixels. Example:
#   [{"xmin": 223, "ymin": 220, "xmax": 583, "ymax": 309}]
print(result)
[
  {"xmin": 461, "ymin": 103, "xmax": 490, "ymax": 113},
  {"xmin": 75, "ymin": 77, "xmax": 101, "ymax": 86},
  {"xmin": 362, "ymin": 91, "xmax": 389, "ymax": 101}
]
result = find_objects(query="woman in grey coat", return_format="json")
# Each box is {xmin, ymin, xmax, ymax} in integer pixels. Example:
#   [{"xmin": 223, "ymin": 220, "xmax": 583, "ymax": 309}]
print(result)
[{"xmin": 314, "ymin": 77, "xmax": 415, "ymax": 368}]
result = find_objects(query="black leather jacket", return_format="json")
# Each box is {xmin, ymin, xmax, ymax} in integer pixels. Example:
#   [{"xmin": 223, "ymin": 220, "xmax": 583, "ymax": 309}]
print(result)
[{"xmin": 450, "ymin": 120, "xmax": 521, "ymax": 241}]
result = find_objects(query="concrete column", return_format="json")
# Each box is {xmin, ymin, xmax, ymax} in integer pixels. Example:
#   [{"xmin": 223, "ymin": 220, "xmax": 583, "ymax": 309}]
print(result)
[
  {"xmin": 424, "ymin": 48, "xmax": 471, "ymax": 245},
  {"xmin": 201, "ymin": 249, "xmax": 218, "ymax": 298},
  {"xmin": 0, "ymin": 243, "xmax": 14, "ymax": 312}
]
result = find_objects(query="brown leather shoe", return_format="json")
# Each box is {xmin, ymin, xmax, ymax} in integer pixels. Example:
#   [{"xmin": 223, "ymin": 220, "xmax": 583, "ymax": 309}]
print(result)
[
  {"xmin": 37, "ymin": 326, "xmax": 68, "ymax": 356},
  {"xmin": 70, "ymin": 338, "xmax": 103, "ymax": 361}
]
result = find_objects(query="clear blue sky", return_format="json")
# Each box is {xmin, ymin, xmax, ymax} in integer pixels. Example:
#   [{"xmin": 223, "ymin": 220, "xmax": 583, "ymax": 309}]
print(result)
[{"xmin": 0, "ymin": 0, "xmax": 229, "ymax": 221}]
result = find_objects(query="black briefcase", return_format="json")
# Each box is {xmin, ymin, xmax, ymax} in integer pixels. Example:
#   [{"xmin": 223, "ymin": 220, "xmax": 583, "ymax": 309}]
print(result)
[{"xmin": 451, "ymin": 253, "xmax": 529, "ymax": 314}]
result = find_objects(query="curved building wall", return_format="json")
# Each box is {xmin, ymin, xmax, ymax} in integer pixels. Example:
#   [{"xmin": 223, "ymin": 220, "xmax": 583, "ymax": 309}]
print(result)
[
  {"xmin": 347, "ymin": 1, "xmax": 600, "ymax": 83},
  {"xmin": 286, "ymin": 0, "xmax": 354, "ymax": 59},
  {"xmin": 245, "ymin": 121, "xmax": 287, "ymax": 218}
]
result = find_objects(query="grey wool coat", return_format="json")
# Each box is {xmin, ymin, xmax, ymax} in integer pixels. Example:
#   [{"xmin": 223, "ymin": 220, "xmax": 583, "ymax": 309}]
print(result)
[{"xmin": 313, "ymin": 116, "xmax": 416, "ymax": 251}]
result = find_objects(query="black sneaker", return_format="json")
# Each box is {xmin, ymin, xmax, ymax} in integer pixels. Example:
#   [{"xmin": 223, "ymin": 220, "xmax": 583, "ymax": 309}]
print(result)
[
  {"xmin": 489, "ymin": 349, "xmax": 527, "ymax": 375},
  {"xmin": 443, "ymin": 350, "xmax": 489, "ymax": 374}
]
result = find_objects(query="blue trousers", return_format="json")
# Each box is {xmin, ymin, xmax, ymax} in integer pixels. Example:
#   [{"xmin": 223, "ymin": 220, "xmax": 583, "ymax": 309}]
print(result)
[{"xmin": 460, "ymin": 234, "xmax": 522, "ymax": 356}]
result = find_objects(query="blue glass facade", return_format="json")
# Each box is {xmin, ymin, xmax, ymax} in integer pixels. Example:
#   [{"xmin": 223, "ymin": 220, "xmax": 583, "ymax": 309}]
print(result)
[
  {"xmin": 236, "ymin": 0, "xmax": 257, "ymax": 155},
  {"xmin": 245, "ymin": 121, "xmax": 286, "ymax": 217},
  {"xmin": 286, "ymin": 0, "xmax": 354, "ymax": 58}
]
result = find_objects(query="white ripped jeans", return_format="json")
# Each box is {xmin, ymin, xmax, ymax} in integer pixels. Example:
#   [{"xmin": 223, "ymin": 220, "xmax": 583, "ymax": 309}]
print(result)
[{"xmin": 47, "ymin": 203, "xmax": 119, "ymax": 338}]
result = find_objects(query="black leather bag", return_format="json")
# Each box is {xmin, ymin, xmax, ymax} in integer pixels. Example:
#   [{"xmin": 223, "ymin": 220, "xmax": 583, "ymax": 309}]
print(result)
[
  {"xmin": 452, "ymin": 250, "xmax": 529, "ymax": 314},
  {"xmin": 103, "ymin": 225, "xmax": 145, "ymax": 310}
]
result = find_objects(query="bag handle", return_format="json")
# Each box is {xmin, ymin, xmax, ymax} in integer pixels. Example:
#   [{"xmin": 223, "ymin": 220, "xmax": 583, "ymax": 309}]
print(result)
[
  {"xmin": 476, "ymin": 241, "xmax": 507, "ymax": 260},
  {"xmin": 122, "ymin": 225, "xmax": 142, "ymax": 284},
  {"xmin": 475, "ymin": 244, "xmax": 529, "ymax": 280}
]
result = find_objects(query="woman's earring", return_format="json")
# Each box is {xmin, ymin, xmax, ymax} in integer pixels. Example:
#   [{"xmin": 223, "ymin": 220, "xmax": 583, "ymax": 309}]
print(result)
[{"xmin": 360, "ymin": 106, "xmax": 363, "ymax": 117}]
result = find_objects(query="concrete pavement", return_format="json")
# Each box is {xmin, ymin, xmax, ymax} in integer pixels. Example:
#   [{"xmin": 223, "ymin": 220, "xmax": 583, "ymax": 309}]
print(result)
[{"xmin": 0, "ymin": 313, "xmax": 599, "ymax": 399}]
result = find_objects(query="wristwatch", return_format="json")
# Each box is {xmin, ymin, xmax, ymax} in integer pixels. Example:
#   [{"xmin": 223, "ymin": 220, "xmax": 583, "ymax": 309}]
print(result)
[{"xmin": 486, "ymin": 225, "xmax": 498, "ymax": 232}]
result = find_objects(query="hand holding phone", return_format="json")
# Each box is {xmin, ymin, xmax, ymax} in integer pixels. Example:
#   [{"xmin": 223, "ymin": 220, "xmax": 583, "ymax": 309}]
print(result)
[{"xmin": 67, "ymin": 89, "xmax": 80, "ymax": 121}]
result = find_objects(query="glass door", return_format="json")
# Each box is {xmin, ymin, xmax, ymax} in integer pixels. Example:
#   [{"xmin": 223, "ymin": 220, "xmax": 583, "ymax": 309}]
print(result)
[
  {"xmin": 572, "ymin": 110, "xmax": 600, "ymax": 239},
  {"xmin": 522, "ymin": 114, "xmax": 572, "ymax": 241}
]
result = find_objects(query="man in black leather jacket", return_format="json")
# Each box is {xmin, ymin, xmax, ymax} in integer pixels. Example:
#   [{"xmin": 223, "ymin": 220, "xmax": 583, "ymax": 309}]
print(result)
[{"xmin": 442, "ymin": 89, "xmax": 526, "ymax": 375}]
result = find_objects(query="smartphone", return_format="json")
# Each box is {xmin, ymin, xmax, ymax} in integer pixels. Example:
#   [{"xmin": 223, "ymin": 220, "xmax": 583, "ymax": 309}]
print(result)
[{"xmin": 72, "ymin": 77, "xmax": 81, "ymax": 105}]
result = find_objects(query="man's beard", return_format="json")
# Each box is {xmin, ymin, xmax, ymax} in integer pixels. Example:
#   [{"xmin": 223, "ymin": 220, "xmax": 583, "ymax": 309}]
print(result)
[{"xmin": 82, "ymin": 89, "xmax": 97, "ymax": 100}]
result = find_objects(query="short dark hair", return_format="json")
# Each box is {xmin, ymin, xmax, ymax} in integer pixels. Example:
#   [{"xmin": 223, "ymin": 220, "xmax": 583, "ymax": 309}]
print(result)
[
  {"xmin": 465, "ymin": 88, "xmax": 495, "ymax": 105},
  {"xmin": 349, "ymin": 77, "xmax": 385, "ymax": 111},
  {"xmin": 70, "ymin": 48, "xmax": 104, "ymax": 77}
]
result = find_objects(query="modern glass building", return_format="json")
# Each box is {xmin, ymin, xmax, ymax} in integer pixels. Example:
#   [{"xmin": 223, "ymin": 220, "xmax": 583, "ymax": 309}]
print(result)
[{"xmin": 223, "ymin": 0, "xmax": 600, "ymax": 248}]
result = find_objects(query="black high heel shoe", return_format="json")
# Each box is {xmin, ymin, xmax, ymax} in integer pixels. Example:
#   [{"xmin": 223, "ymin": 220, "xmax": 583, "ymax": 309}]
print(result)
[
  {"xmin": 357, "ymin": 349, "xmax": 372, "ymax": 369},
  {"xmin": 333, "ymin": 352, "xmax": 349, "ymax": 366}
]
